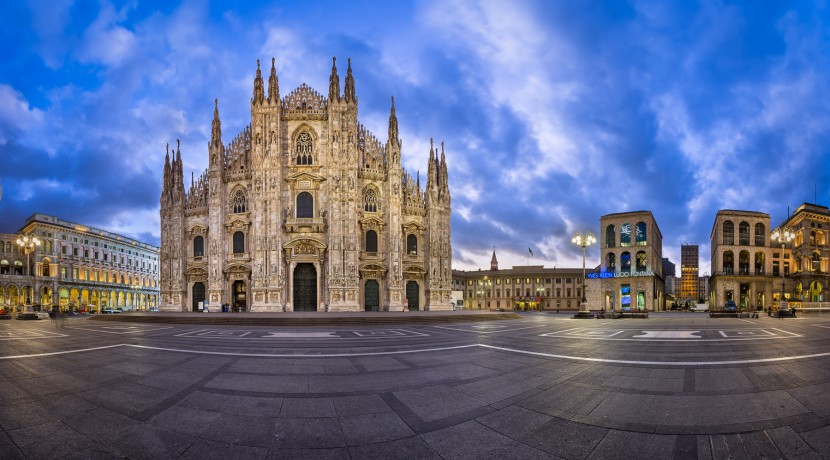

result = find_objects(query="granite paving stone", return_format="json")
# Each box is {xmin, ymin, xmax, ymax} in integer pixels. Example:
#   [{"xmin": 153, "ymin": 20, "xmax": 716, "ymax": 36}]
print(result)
[
  {"xmin": 518, "ymin": 417, "xmax": 609, "ymax": 459},
  {"xmin": 272, "ymin": 417, "xmax": 345, "ymax": 449},
  {"xmin": 739, "ymin": 431, "xmax": 784, "ymax": 459},
  {"xmin": 799, "ymin": 424, "xmax": 830, "ymax": 457},
  {"xmin": 695, "ymin": 368, "xmax": 756, "ymax": 392},
  {"xmin": 420, "ymin": 420, "xmax": 514, "ymax": 459},
  {"xmin": 339, "ymin": 411, "xmax": 416, "ymax": 446},
  {"xmin": 587, "ymin": 430, "xmax": 676, "ymax": 459},
  {"xmin": 765, "ymin": 426, "xmax": 819, "ymax": 458},
  {"xmin": 347, "ymin": 437, "xmax": 441, "ymax": 460},
  {"xmin": 64, "ymin": 406, "xmax": 142, "ymax": 442},
  {"xmin": 787, "ymin": 381, "xmax": 830, "ymax": 417},
  {"xmin": 0, "ymin": 400, "xmax": 58, "ymax": 429},
  {"xmin": 268, "ymin": 447, "xmax": 350, "ymax": 459},
  {"xmin": 205, "ymin": 373, "xmax": 310, "ymax": 393},
  {"xmin": 105, "ymin": 425, "xmax": 195, "ymax": 460},
  {"xmin": 479, "ymin": 442, "xmax": 560, "ymax": 460},
  {"xmin": 37, "ymin": 394, "xmax": 98, "ymax": 418},
  {"xmin": 0, "ymin": 431, "xmax": 25, "ymax": 460},
  {"xmin": 8, "ymin": 421, "xmax": 95, "ymax": 460},
  {"xmin": 280, "ymin": 397, "xmax": 337, "ymax": 418},
  {"xmin": 200, "ymin": 413, "xmax": 277, "ymax": 448},
  {"xmin": 332, "ymin": 394, "xmax": 391, "ymax": 417},
  {"xmin": 393, "ymin": 384, "xmax": 488, "ymax": 422},
  {"xmin": 179, "ymin": 438, "xmax": 269, "ymax": 459},
  {"xmin": 146, "ymin": 404, "xmax": 223, "ymax": 436},
  {"xmin": 475, "ymin": 405, "xmax": 552, "ymax": 439},
  {"xmin": 710, "ymin": 434, "xmax": 749, "ymax": 460}
]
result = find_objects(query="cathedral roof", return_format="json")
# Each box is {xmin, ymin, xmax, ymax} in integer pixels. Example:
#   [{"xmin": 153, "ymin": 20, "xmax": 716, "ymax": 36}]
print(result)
[{"xmin": 283, "ymin": 83, "xmax": 327, "ymax": 115}]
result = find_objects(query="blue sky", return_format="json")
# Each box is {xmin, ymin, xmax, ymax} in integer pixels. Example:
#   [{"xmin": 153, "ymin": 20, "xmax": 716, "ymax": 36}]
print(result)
[{"xmin": 1, "ymin": 1, "xmax": 829, "ymax": 274}]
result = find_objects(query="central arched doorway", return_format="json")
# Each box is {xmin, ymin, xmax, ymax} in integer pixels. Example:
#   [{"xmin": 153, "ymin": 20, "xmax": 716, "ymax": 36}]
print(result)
[
  {"xmin": 406, "ymin": 281, "xmax": 419, "ymax": 311},
  {"xmin": 192, "ymin": 282, "xmax": 205, "ymax": 312},
  {"xmin": 364, "ymin": 280, "xmax": 379, "ymax": 311},
  {"xmin": 232, "ymin": 280, "xmax": 247, "ymax": 312},
  {"xmin": 293, "ymin": 263, "xmax": 317, "ymax": 311}
]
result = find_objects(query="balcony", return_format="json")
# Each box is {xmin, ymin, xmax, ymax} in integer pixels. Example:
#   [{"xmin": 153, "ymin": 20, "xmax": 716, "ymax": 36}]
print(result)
[{"xmin": 284, "ymin": 217, "xmax": 326, "ymax": 233}]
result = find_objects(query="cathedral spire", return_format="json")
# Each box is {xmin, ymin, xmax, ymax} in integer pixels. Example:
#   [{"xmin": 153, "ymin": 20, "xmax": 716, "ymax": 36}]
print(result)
[
  {"xmin": 344, "ymin": 57, "xmax": 356, "ymax": 104},
  {"xmin": 267, "ymin": 57, "xmax": 279, "ymax": 104},
  {"xmin": 388, "ymin": 96, "xmax": 398, "ymax": 142},
  {"xmin": 490, "ymin": 247, "xmax": 498, "ymax": 271},
  {"xmin": 328, "ymin": 56, "xmax": 340, "ymax": 102},
  {"xmin": 163, "ymin": 143, "xmax": 171, "ymax": 192},
  {"xmin": 440, "ymin": 141, "xmax": 448, "ymax": 189},
  {"xmin": 253, "ymin": 59, "xmax": 265, "ymax": 105},
  {"xmin": 211, "ymin": 98, "xmax": 222, "ymax": 147}
]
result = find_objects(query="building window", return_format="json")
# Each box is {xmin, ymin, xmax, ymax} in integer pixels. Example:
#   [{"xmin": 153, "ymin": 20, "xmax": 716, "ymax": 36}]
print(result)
[
  {"xmin": 723, "ymin": 251, "xmax": 734, "ymax": 274},
  {"xmin": 607, "ymin": 253, "xmax": 616, "ymax": 271},
  {"xmin": 739, "ymin": 222, "xmax": 750, "ymax": 245},
  {"xmin": 296, "ymin": 192, "xmax": 313, "ymax": 218},
  {"xmin": 606, "ymin": 225, "xmax": 616, "ymax": 248},
  {"xmin": 407, "ymin": 235, "xmax": 417, "ymax": 255},
  {"xmin": 621, "ymin": 252, "xmax": 631, "ymax": 271},
  {"xmin": 755, "ymin": 252, "xmax": 764, "ymax": 275},
  {"xmin": 193, "ymin": 236, "xmax": 204, "ymax": 257},
  {"xmin": 620, "ymin": 223, "xmax": 631, "ymax": 246},
  {"xmin": 754, "ymin": 223, "xmax": 765, "ymax": 246},
  {"xmin": 739, "ymin": 250, "xmax": 749, "ymax": 275},
  {"xmin": 636, "ymin": 251, "xmax": 647, "ymax": 271},
  {"xmin": 365, "ymin": 230, "xmax": 378, "ymax": 253},
  {"xmin": 232, "ymin": 231, "xmax": 245, "ymax": 254},
  {"xmin": 364, "ymin": 189, "xmax": 378, "ymax": 213},
  {"xmin": 296, "ymin": 131, "xmax": 313, "ymax": 165},
  {"xmin": 635, "ymin": 222, "xmax": 647, "ymax": 245},
  {"xmin": 232, "ymin": 190, "xmax": 247, "ymax": 213},
  {"xmin": 723, "ymin": 221, "xmax": 734, "ymax": 245}
]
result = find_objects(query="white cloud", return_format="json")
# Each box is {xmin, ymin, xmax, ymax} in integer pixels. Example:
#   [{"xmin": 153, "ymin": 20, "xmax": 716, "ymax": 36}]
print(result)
[
  {"xmin": 0, "ymin": 84, "xmax": 44, "ymax": 145},
  {"xmin": 76, "ymin": 3, "xmax": 137, "ymax": 66}
]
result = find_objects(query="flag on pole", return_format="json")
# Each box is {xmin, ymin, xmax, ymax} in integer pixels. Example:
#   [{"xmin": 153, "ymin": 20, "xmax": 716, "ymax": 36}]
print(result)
[{"xmin": 528, "ymin": 247, "xmax": 534, "ymax": 257}]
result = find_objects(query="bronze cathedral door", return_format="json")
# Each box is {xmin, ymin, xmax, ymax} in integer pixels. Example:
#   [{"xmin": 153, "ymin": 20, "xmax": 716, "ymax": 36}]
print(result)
[{"xmin": 293, "ymin": 263, "xmax": 317, "ymax": 311}]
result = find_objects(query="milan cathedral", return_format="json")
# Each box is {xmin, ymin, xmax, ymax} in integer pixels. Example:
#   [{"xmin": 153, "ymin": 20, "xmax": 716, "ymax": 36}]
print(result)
[{"xmin": 159, "ymin": 57, "xmax": 452, "ymax": 312}]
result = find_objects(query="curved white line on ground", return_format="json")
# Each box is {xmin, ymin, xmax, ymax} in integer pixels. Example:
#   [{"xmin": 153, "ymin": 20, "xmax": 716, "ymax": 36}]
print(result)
[
  {"xmin": 0, "ymin": 344, "xmax": 125, "ymax": 360},
  {"xmin": 477, "ymin": 344, "xmax": 830, "ymax": 366},
  {"xmin": 3, "ymin": 342, "xmax": 830, "ymax": 366}
]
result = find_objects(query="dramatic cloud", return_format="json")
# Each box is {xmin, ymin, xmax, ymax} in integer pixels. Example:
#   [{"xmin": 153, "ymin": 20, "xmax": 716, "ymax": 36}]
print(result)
[{"xmin": 1, "ymin": 0, "xmax": 828, "ymax": 276}]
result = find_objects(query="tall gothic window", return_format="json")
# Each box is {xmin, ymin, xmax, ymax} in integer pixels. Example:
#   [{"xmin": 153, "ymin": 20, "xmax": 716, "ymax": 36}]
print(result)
[
  {"xmin": 636, "ymin": 251, "xmax": 647, "ymax": 271},
  {"xmin": 621, "ymin": 252, "xmax": 631, "ymax": 271},
  {"xmin": 607, "ymin": 253, "xmax": 616, "ymax": 271},
  {"xmin": 365, "ymin": 230, "xmax": 378, "ymax": 253},
  {"xmin": 193, "ymin": 236, "xmax": 204, "ymax": 257},
  {"xmin": 723, "ymin": 251, "xmax": 734, "ymax": 274},
  {"xmin": 296, "ymin": 131, "xmax": 313, "ymax": 165},
  {"xmin": 296, "ymin": 192, "xmax": 313, "ymax": 218},
  {"xmin": 233, "ymin": 231, "xmax": 245, "ymax": 254},
  {"xmin": 232, "ymin": 190, "xmax": 247, "ymax": 213},
  {"xmin": 364, "ymin": 189, "xmax": 378, "ymax": 212},
  {"xmin": 407, "ymin": 234, "xmax": 418, "ymax": 255}
]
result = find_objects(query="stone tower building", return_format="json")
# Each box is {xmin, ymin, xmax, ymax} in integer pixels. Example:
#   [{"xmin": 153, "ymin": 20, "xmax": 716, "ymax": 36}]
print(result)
[{"xmin": 159, "ymin": 57, "xmax": 452, "ymax": 312}]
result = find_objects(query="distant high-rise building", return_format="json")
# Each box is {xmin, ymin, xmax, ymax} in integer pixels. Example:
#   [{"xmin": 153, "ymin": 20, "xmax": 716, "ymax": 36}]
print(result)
[
  {"xmin": 698, "ymin": 275, "xmax": 709, "ymax": 302},
  {"xmin": 680, "ymin": 244, "xmax": 699, "ymax": 301},
  {"xmin": 662, "ymin": 258, "xmax": 676, "ymax": 295}
]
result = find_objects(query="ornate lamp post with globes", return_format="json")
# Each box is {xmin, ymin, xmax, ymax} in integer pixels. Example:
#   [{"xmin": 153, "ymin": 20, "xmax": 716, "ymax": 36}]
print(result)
[
  {"xmin": 572, "ymin": 231, "xmax": 596, "ymax": 319},
  {"xmin": 16, "ymin": 234, "xmax": 41, "ymax": 305},
  {"xmin": 771, "ymin": 226, "xmax": 794, "ymax": 313}
]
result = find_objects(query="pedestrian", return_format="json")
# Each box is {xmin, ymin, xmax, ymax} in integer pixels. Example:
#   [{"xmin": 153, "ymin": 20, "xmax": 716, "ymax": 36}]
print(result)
[{"xmin": 792, "ymin": 306, "xmax": 797, "ymax": 318}]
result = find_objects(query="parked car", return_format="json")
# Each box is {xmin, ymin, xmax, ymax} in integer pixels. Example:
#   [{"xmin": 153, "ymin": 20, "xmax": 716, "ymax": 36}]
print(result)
[
  {"xmin": 17, "ymin": 311, "xmax": 50, "ymax": 320},
  {"xmin": 690, "ymin": 304, "xmax": 709, "ymax": 312},
  {"xmin": 0, "ymin": 310, "xmax": 12, "ymax": 320},
  {"xmin": 101, "ymin": 308, "xmax": 119, "ymax": 314},
  {"xmin": 724, "ymin": 300, "xmax": 738, "ymax": 312}
]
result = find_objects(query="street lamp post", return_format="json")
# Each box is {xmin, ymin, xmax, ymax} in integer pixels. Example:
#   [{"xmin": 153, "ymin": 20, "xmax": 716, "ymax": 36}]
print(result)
[
  {"xmin": 572, "ymin": 231, "xmax": 596, "ymax": 319},
  {"xmin": 771, "ymin": 227, "xmax": 794, "ymax": 313},
  {"xmin": 16, "ymin": 235, "xmax": 41, "ymax": 304}
]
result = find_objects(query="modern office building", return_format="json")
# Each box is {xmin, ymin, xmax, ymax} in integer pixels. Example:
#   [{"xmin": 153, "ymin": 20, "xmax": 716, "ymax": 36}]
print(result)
[
  {"xmin": 0, "ymin": 213, "xmax": 159, "ymax": 311},
  {"xmin": 698, "ymin": 275, "xmax": 709, "ymax": 302},
  {"xmin": 680, "ymin": 244, "xmax": 700, "ymax": 301},
  {"xmin": 662, "ymin": 257, "xmax": 676, "ymax": 296},
  {"xmin": 597, "ymin": 211, "xmax": 666, "ymax": 311},
  {"xmin": 159, "ymin": 57, "xmax": 452, "ymax": 312}
]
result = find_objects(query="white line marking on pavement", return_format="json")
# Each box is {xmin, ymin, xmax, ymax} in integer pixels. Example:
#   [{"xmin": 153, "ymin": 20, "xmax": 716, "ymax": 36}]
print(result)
[
  {"xmin": 0, "ymin": 344, "xmax": 126, "ymax": 359},
  {"xmin": 124, "ymin": 343, "xmax": 478, "ymax": 358},
  {"xmin": 736, "ymin": 319, "xmax": 755, "ymax": 324},
  {"xmin": 432, "ymin": 324, "xmax": 547, "ymax": 334}
]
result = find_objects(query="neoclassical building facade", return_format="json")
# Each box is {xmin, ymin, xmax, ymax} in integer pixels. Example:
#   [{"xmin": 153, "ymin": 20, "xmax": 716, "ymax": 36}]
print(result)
[
  {"xmin": 159, "ymin": 57, "xmax": 452, "ymax": 312},
  {"xmin": 1, "ymin": 213, "xmax": 159, "ymax": 311}
]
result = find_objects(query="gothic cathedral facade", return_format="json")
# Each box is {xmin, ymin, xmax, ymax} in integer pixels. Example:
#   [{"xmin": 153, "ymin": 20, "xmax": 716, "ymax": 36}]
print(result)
[{"xmin": 159, "ymin": 57, "xmax": 452, "ymax": 312}]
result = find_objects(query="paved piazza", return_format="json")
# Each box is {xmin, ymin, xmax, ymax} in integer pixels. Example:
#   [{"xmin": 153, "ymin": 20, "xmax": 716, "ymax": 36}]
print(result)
[{"xmin": 3, "ymin": 314, "xmax": 830, "ymax": 458}]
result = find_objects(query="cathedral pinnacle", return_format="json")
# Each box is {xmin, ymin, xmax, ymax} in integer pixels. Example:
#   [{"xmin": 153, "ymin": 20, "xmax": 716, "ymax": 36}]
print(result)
[
  {"xmin": 328, "ymin": 56, "xmax": 340, "ymax": 102},
  {"xmin": 268, "ymin": 57, "xmax": 279, "ymax": 104},
  {"xmin": 491, "ymin": 247, "xmax": 499, "ymax": 271},
  {"xmin": 344, "ymin": 57, "xmax": 356, "ymax": 104},
  {"xmin": 211, "ymin": 99, "xmax": 222, "ymax": 147},
  {"xmin": 253, "ymin": 59, "xmax": 265, "ymax": 105},
  {"xmin": 388, "ymin": 96, "xmax": 398, "ymax": 142}
]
